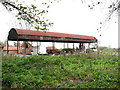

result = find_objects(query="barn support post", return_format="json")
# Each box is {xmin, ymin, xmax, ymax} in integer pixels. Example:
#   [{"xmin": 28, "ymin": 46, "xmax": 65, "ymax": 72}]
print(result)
[
  {"xmin": 37, "ymin": 42, "xmax": 38, "ymax": 54},
  {"xmin": 97, "ymin": 42, "xmax": 99, "ymax": 55},
  {"xmin": 73, "ymin": 43, "xmax": 74, "ymax": 51},
  {"xmin": 64, "ymin": 43, "xmax": 65, "ymax": 49},
  {"xmin": 88, "ymin": 43, "xmax": 90, "ymax": 53},
  {"xmin": 7, "ymin": 38, "xmax": 9, "ymax": 54},
  {"xmin": 19, "ymin": 41, "xmax": 21, "ymax": 53},
  {"xmin": 53, "ymin": 42, "xmax": 55, "ymax": 50},
  {"xmin": 39, "ymin": 42, "xmax": 41, "ymax": 54},
  {"xmin": 67, "ymin": 43, "xmax": 69, "ymax": 48},
  {"xmin": 88, "ymin": 43, "xmax": 90, "ymax": 49},
  {"xmin": 17, "ymin": 38, "xmax": 18, "ymax": 54},
  {"xmin": 63, "ymin": 42, "xmax": 66, "ymax": 54},
  {"xmin": 67, "ymin": 43, "xmax": 69, "ymax": 53},
  {"xmin": 81, "ymin": 43, "xmax": 83, "ymax": 51},
  {"xmin": 79, "ymin": 43, "xmax": 81, "ymax": 51},
  {"xmin": 83, "ymin": 43, "xmax": 85, "ymax": 53},
  {"xmin": 18, "ymin": 41, "xmax": 20, "ymax": 53}
]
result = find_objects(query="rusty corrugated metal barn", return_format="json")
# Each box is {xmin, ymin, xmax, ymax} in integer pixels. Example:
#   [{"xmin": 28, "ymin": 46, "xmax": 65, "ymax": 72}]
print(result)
[
  {"xmin": 8, "ymin": 28, "xmax": 97, "ymax": 43},
  {"xmin": 7, "ymin": 28, "xmax": 97, "ymax": 54}
]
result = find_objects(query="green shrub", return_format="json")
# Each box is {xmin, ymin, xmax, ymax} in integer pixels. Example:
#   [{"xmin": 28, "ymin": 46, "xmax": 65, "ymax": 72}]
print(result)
[{"xmin": 2, "ymin": 53, "xmax": 119, "ymax": 88}]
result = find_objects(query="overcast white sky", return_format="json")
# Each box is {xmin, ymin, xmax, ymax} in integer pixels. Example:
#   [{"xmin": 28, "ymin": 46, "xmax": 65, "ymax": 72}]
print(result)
[{"xmin": 0, "ymin": 0, "xmax": 118, "ymax": 49}]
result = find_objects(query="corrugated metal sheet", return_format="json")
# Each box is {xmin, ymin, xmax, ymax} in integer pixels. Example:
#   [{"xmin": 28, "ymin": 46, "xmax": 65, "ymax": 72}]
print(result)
[
  {"xmin": 14, "ymin": 28, "xmax": 97, "ymax": 40},
  {"xmin": 8, "ymin": 28, "xmax": 97, "ymax": 43}
]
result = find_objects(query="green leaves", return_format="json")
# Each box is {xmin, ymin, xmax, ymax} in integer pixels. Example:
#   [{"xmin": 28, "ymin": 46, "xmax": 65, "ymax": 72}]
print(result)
[
  {"xmin": 108, "ymin": 5, "xmax": 113, "ymax": 8},
  {"xmin": 1, "ymin": 0, "xmax": 54, "ymax": 31},
  {"xmin": 2, "ymin": 53, "xmax": 119, "ymax": 88},
  {"xmin": 31, "ymin": 4, "xmax": 36, "ymax": 9}
]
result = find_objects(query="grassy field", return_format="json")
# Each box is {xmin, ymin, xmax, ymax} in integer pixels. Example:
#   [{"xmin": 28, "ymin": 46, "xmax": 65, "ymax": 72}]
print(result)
[{"xmin": 2, "ymin": 50, "xmax": 119, "ymax": 88}]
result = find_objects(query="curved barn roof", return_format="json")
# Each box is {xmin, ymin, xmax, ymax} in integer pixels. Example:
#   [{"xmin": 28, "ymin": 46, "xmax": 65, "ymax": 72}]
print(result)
[{"xmin": 8, "ymin": 28, "xmax": 97, "ymax": 43}]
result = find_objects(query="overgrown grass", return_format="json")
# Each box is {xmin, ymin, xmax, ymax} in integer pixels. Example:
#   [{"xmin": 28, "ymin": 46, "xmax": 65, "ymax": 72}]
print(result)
[{"xmin": 2, "ymin": 53, "xmax": 119, "ymax": 88}]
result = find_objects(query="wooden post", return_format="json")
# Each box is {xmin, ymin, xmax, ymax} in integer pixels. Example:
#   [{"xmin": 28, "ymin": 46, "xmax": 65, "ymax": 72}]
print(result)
[
  {"xmin": 39, "ymin": 42, "xmax": 41, "ymax": 52},
  {"xmin": 19, "ymin": 41, "xmax": 21, "ymax": 53},
  {"xmin": 83, "ymin": 43, "xmax": 85, "ymax": 52},
  {"xmin": 67, "ymin": 43, "xmax": 69, "ymax": 48},
  {"xmin": 88, "ymin": 43, "xmax": 90, "ymax": 49},
  {"xmin": 81, "ymin": 43, "xmax": 83, "ymax": 51},
  {"xmin": 17, "ymin": 39, "xmax": 18, "ymax": 54},
  {"xmin": 7, "ymin": 39, "xmax": 9, "ymax": 54},
  {"xmin": 79, "ymin": 43, "xmax": 81, "ymax": 51},
  {"xmin": 53, "ymin": 42, "xmax": 55, "ymax": 50},
  {"xmin": 63, "ymin": 42, "xmax": 66, "ymax": 54},
  {"xmin": 97, "ymin": 42, "xmax": 99, "ymax": 55},
  {"xmin": 73, "ymin": 43, "xmax": 74, "ymax": 51},
  {"xmin": 88, "ymin": 43, "xmax": 90, "ymax": 53},
  {"xmin": 0, "ymin": 45, "xmax": 2, "ymax": 60},
  {"xmin": 63, "ymin": 43, "xmax": 66, "ymax": 56},
  {"xmin": 64, "ymin": 43, "xmax": 65, "ymax": 49},
  {"xmin": 23, "ymin": 41, "xmax": 26, "ymax": 55},
  {"xmin": 37, "ymin": 42, "xmax": 38, "ymax": 54},
  {"xmin": 67, "ymin": 43, "xmax": 69, "ymax": 53}
]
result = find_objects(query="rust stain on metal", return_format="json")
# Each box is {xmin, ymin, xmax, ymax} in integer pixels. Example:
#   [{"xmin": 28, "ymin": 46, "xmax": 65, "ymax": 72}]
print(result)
[{"xmin": 8, "ymin": 28, "xmax": 97, "ymax": 43}]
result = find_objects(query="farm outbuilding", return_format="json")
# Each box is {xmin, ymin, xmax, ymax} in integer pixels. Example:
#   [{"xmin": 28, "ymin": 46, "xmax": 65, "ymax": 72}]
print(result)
[
  {"xmin": 7, "ymin": 28, "xmax": 97, "ymax": 54},
  {"xmin": 8, "ymin": 28, "xmax": 97, "ymax": 43}
]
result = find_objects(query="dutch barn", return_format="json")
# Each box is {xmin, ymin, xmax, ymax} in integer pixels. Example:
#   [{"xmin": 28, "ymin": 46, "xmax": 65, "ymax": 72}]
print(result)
[{"xmin": 8, "ymin": 28, "xmax": 97, "ymax": 43}]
